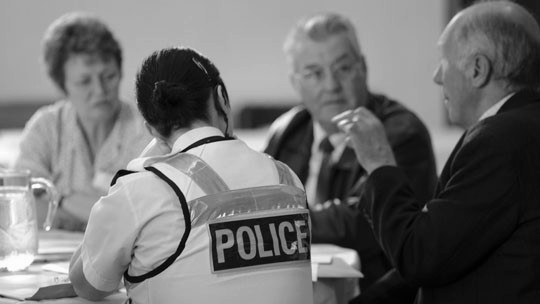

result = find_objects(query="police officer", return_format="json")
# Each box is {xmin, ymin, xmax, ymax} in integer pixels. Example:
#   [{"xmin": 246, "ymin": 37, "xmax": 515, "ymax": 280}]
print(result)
[{"xmin": 69, "ymin": 47, "xmax": 313, "ymax": 304}]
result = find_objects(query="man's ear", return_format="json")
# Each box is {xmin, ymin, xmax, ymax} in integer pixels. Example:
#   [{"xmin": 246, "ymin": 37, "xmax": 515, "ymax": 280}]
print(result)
[{"xmin": 469, "ymin": 54, "xmax": 491, "ymax": 88}]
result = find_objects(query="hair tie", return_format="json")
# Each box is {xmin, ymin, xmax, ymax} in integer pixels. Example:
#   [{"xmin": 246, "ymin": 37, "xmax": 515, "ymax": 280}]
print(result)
[
  {"xmin": 192, "ymin": 57, "xmax": 215, "ymax": 85},
  {"xmin": 152, "ymin": 80, "xmax": 168, "ymax": 103},
  {"xmin": 152, "ymin": 80, "xmax": 185, "ymax": 106}
]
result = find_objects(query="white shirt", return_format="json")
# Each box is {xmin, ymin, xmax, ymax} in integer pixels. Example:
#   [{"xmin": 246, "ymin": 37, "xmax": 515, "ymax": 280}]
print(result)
[
  {"xmin": 478, "ymin": 92, "xmax": 516, "ymax": 121},
  {"xmin": 79, "ymin": 126, "xmax": 304, "ymax": 293},
  {"xmin": 14, "ymin": 100, "xmax": 152, "ymax": 221}
]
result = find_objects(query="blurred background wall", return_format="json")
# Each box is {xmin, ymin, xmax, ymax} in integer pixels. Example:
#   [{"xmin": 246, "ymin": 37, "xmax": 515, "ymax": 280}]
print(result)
[{"xmin": 0, "ymin": 0, "xmax": 448, "ymax": 130}]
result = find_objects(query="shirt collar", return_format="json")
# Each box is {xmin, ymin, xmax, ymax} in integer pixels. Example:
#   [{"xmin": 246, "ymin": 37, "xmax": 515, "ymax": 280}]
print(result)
[
  {"xmin": 312, "ymin": 122, "xmax": 348, "ymax": 163},
  {"xmin": 312, "ymin": 122, "xmax": 325, "ymax": 150},
  {"xmin": 478, "ymin": 92, "xmax": 516, "ymax": 121},
  {"xmin": 127, "ymin": 126, "xmax": 224, "ymax": 171},
  {"xmin": 170, "ymin": 126, "xmax": 225, "ymax": 153}
]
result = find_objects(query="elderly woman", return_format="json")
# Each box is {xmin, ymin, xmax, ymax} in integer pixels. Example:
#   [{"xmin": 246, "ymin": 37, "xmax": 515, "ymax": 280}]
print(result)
[{"xmin": 13, "ymin": 12, "xmax": 151, "ymax": 231}]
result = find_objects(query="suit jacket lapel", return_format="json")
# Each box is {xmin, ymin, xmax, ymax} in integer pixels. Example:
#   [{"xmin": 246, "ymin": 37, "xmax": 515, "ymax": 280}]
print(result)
[{"xmin": 294, "ymin": 120, "xmax": 314, "ymax": 183}]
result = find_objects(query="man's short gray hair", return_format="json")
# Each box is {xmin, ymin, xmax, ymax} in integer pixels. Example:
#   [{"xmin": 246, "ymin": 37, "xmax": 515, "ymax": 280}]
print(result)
[
  {"xmin": 454, "ymin": 7, "xmax": 540, "ymax": 90},
  {"xmin": 283, "ymin": 13, "xmax": 362, "ymax": 65}
]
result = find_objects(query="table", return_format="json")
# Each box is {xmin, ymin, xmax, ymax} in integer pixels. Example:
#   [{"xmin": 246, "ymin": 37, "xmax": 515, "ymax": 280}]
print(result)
[
  {"xmin": 0, "ymin": 230, "xmax": 362, "ymax": 304},
  {"xmin": 312, "ymin": 244, "xmax": 362, "ymax": 304}
]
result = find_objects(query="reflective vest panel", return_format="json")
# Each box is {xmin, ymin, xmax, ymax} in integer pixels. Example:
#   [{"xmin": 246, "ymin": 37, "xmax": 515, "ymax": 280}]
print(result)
[{"xmin": 125, "ymin": 153, "xmax": 313, "ymax": 304}]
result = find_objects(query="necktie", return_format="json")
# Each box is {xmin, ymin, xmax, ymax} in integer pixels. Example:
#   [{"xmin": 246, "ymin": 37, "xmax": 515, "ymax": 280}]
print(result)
[{"xmin": 315, "ymin": 137, "xmax": 334, "ymax": 205}]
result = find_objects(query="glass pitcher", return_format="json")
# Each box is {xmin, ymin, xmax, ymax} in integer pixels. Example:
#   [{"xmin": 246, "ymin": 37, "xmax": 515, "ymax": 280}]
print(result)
[{"xmin": 0, "ymin": 169, "xmax": 59, "ymax": 271}]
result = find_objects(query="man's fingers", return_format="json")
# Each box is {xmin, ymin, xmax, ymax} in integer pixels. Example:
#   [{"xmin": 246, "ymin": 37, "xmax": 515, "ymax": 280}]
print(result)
[
  {"xmin": 333, "ymin": 108, "xmax": 365, "ymax": 133},
  {"xmin": 331, "ymin": 109, "xmax": 354, "ymax": 124},
  {"xmin": 332, "ymin": 107, "xmax": 384, "ymax": 137},
  {"xmin": 336, "ymin": 119, "xmax": 355, "ymax": 133}
]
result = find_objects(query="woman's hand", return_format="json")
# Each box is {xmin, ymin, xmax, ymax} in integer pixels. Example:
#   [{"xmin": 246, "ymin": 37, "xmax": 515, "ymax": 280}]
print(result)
[{"xmin": 52, "ymin": 207, "xmax": 87, "ymax": 232}]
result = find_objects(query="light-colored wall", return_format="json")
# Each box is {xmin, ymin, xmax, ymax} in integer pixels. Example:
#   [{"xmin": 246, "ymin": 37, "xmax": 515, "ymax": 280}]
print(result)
[{"xmin": 0, "ymin": 0, "xmax": 447, "ymax": 129}]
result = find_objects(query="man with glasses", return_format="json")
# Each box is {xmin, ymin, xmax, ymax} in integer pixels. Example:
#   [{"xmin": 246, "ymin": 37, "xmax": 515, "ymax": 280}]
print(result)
[{"xmin": 264, "ymin": 12, "xmax": 437, "ymax": 303}]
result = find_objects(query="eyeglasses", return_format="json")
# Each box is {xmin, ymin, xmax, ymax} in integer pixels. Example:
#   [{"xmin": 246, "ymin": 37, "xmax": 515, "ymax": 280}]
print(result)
[{"xmin": 294, "ymin": 61, "xmax": 362, "ymax": 85}]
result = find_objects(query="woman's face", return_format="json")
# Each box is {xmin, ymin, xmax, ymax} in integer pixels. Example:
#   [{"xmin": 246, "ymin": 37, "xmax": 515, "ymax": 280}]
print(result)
[{"xmin": 63, "ymin": 54, "xmax": 122, "ymax": 123}]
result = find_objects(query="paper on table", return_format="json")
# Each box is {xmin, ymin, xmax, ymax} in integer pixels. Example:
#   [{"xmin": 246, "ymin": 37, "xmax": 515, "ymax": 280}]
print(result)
[
  {"xmin": 311, "ymin": 254, "xmax": 333, "ymax": 264},
  {"xmin": 311, "ymin": 263, "xmax": 319, "ymax": 282},
  {"xmin": 317, "ymin": 257, "xmax": 363, "ymax": 278},
  {"xmin": 0, "ymin": 272, "xmax": 74, "ymax": 301},
  {"xmin": 42, "ymin": 261, "xmax": 70, "ymax": 274},
  {"xmin": 311, "ymin": 243, "xmax": 360, "ymax": 269},
  {"xmin": 311, "ymin": 253, "xmax": 333, "ymax": 281},
  {"xmin": 27, "ymin": 283, "xmax": 77, "ymax": 301}
]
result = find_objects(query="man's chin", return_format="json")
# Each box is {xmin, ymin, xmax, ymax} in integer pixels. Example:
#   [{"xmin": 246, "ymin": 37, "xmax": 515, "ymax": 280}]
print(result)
[
  {"xmin": 316, "ymin": 117, "xmax": 341, "ymax": 134},
  {"xmin": 325, "ymin": 102, "xmax": 349, "ymax": 113}
]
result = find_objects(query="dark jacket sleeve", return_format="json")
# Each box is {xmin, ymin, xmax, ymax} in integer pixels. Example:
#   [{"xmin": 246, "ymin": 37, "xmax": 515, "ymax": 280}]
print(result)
[
  {"xmin": 317, "ymin": 112, "xmax": 434, "ymax": 304},
  {"xmin": 364, "ymin": 124, "xmax": 522, "ymax": 286},
  {"xmin": 349, "ymin": 269, "xmax": 418, "ymax": 304},
  {"xmin": 311, "ymin": 101, "xmax": 438, "ymax": 246}
]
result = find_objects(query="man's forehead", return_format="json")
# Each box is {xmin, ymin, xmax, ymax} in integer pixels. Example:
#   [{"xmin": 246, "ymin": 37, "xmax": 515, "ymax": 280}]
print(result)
[
  {"xmin": 437, "ymin": 18, "xmax": 460, "ymax": 53},
  {"xmin": 435, "ymin": 36, "xmax": 445, "ymax": 50},
  {"xmin": 291, "ymin": 35, "xmax": 357, "ymax": 67}
]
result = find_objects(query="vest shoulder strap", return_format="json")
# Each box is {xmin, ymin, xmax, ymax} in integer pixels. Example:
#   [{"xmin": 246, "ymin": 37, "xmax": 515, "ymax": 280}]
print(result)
[
  {"xmin": 155, "ymin": 153, "xmax": 229, "ymax": 194},
  {"xmin": 124, "ymin": 165, "xmax": 191, "ymax": 283},
  {"xmin": 110, "ymin": 169, "xmax": 137, "ymax": 187},
  {"xmin": 272, "ymin": 159, "xmax": 297, "ymax": 187}
]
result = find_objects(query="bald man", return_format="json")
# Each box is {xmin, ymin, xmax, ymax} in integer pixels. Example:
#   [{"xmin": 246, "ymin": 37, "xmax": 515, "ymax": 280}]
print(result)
[{"xmin": 340, "ymin": 2, "xmax": 540, "ymax": 303}]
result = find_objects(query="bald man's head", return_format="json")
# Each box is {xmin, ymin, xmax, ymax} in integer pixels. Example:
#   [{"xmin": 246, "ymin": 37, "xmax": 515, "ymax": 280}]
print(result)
[
  {"xmin": 440, "ymin": 1, "xmax": 540, "ymax": 90},
  {"xmin": 457, "ymin": 1, "xmax": 540, "ymax": 39}
]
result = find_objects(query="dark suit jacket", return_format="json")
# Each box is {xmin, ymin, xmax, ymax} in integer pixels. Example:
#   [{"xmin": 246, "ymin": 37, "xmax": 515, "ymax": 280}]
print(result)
[
  {"xmin": 265, "ymin": 93, "xmax": 437, "ymax": 303},
  {"xmin": 364, "ymin": 90, "xmax": 540, "ymax": 303}
]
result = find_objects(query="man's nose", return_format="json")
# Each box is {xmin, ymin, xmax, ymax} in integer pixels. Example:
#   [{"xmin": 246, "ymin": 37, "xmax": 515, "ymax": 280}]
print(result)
[
  {"xmin": 433, "ymin": 65, "xmax": 442, "ymax": 85},
  {"xmin": 321, "ymin": 70, "xmax": 340, "ymax": 91}
]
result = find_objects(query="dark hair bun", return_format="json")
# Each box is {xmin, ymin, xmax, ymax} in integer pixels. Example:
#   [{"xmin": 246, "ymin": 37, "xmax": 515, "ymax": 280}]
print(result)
[
  {"xmin": 152, "ymin": 80, "xmax": 188, "ymax": 108},
  {"xmin": 136, "ymin": 47, "xmax": 228, "ymax": 137}
]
